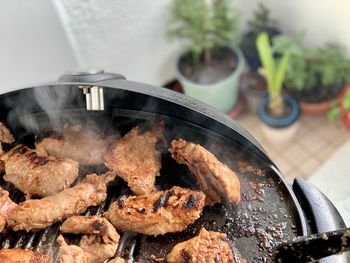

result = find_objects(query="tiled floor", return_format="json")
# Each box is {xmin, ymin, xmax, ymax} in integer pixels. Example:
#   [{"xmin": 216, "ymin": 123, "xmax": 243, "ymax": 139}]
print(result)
[{"xmin": 236, "ymin": 110, "xmax": 350, "ymax": 183}]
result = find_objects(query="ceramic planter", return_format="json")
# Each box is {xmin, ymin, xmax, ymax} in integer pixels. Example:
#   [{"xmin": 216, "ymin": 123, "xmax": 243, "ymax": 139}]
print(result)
[
  {"xmin": 175, "ymin": 47, "xmax": 244, "ymax": 113},
  {"xmin": 243, "ymin": 72, "xmax": 267, "ymax": 113},
  {"xmin": 257, "ymin": 95, "xmax": 300, "ymax": 143}
]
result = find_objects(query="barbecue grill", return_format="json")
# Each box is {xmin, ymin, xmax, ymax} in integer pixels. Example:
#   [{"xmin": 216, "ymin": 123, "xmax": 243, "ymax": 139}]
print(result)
[{"xmin": 0, "ymin": 71, "xmax": 348, "ymax": 262}]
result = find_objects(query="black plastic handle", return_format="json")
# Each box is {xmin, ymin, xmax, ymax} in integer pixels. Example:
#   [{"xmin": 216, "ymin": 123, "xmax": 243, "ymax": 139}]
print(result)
[{"xmin": 292, "ymin": 178, "xmax": 348, "ymax": 262}]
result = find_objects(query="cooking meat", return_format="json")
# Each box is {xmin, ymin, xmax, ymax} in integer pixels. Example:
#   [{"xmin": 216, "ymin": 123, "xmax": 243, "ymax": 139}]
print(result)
[
  {"xmin": 170, "ymin": 139, "xmax": 241, "ymax": 204},
  {"xmin": 61, "ymin": 215, "xmax": 120, "ymax": 243},
  {"xmin": 108, "ymin": 258, "xmax": 126, "ymax": 263},
  {"xmin": 104, "ymin": 120, "xmax": 164, "ymax": 195},
  {"xmin": 0, "ymin": 248, "xmax": 52, "ymax": 263},
  {"xmin": 7, "ymin": 171, "xmax": 116, "ymax": 231},
  {"xmin": 0, "ymin": 187, "xmax": 17, "ymax": 232},
  {"xmin": 104, "ymin": 186, "xmax": 205, "ymax": 236},
  {"xmin": 167, "ymin": 228, "xmax": 242, "ymax": 263},
  {"xmin": 60, "ymin": 216, "xmax": 120, "ymax": 263},
  {"xmin": 36, "ymin": 124, "xmax": 114, "ymax": 166},
  {"xmin": 0, "ymin": 122, "xmax": 14, "ymax": 173},
  {"xmin": 0, "ymin": 122, "xmax": 15, "ymax": 156},
  {"xmin": 57, "ymin": 235, "xmax": 89, "ymax": 263},
  {"xmin": 0, "ymin": 144, "xmax": 79, "ymax": 198}
]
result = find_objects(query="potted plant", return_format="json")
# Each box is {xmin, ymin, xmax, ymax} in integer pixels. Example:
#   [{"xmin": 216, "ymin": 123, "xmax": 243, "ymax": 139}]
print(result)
[
  {"xmin": 168, "ymin": 0, "xmax": 244, "ymax": 113},
  {"xmin": 240, "ymin": 3, "xmax": 280, "ymax": 72},
  {"xmin": 273, "ymin": 37, "xmax": 350, "ymax": 115},
  {"xmin": 328, "ymin": 85, "xmax": 350, "ymax": 130},
  {"xmin": 256, "ymin": 32, "xmax": 300, "ymax": 142}
]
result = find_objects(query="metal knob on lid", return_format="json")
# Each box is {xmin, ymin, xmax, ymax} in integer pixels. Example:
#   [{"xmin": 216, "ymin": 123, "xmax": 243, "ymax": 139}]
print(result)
[{"xmin": 58, "ymin": 70, "xmax": 126, "ymax": 111}]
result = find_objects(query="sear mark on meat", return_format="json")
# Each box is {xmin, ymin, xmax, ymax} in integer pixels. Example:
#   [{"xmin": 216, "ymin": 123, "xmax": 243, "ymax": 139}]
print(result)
[
  {"xmin": 167, "ymin": 228, "xmax": 242, "ymax": 263},
  {"xmin": 36, "ymin": 124, "xmax": 115, "ymax": 166},
  {"xmin": 61, "ymin": 216, "xmax": 120, "ymax": 263},
  {"xmin": 170, "ymin": 139, "xmax": 241, "ymax": 205},
  {"xmin": 7, "ymin": 171, "xmax": 116, "ymax": 231},
  {"xmin": 0, "ymin": 187, "xmax": 17, "ymax": 233},
  {"xmin": 0, "ymin": 144, "xmax": 79, "ymax": 199},
  {"xmin": 0, "ymin": 248, "xmax": 52, "ymax": 263},
  {"xmin": 104, "ymin": 186, "xmax": 205, "ymax": 236},
  {"xmin": 104, "ymin": 120, "xmax": 164, "ymax": 195}
]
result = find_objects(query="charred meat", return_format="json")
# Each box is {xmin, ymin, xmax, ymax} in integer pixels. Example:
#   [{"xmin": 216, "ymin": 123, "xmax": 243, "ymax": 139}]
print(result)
[
  {"xmin": 57, "ymin": 235, "xmax": 89, "ymax": 263},
  {"xmin": 60, "ymin": 216, "xmax": 120, "ymax": 263},
  {"xmin": 7, "ymin": 171, "xmax": 116, "ymax": 231},
  {"xmin": 104, "ymin": 186, "xmax": 205, "ymax": 236},
  {"xmin": 0, "ymin": 144, "xmax": 79, "ymax": 199},
  {"xmin": 36, "ymin": 124, "xmax": 114, "ymax": 166},
  {"xmin": 170, "ymin": 139, "xmax": 241, "ymax": 204},
  {"xmin": 0, "ymin": 187, "xmax": 17, "ymax": 232},
  {"xmin": 62, "ymin": 215, "xmax": 120, "ymax": 262},
  {"xmin": 167, "ymin": 228, "xmax": 242, "ymax": 263},
  {"xmin": 0, "ymin": 122, "xmax": 14, "ymax": 156},
  {"xmin": 104, "ymin": 121, "xmax": 164, "ymax": 195},
  {"xmin": 0, "ymin": 248, "xmax": 52, "ymax": 263}
]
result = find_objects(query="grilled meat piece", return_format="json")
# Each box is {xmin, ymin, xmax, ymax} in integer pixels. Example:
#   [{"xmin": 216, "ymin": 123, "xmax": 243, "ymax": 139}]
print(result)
[
  {"xmin": 108, "ymin": 258, "xmax": 126, "ymax": 263},
  {"xmin": 61, "ymin": 216, "xmax": 120, "ymax": 243},
  {"xmin": 7, "ymin": 171, "xmax": 116, "ymax": 231},
  {"xmin": 104, "ymin": 121, "xmax": 164, "ymax": 195},
  {"xmin": 167, "ymin": 228, "xmax": 242, "ymax": 263},
  {"xmin": 0, "ymin": 122, "xmax": 15, "ymax": 156},
  {"xmin": 57, "ymin": 235, "xmax": 89, "ymax": 263},
  {"xmin": 104, "ymin": 186, "xmax": 205, "ymax": 236},
  {"xmin": 0, "ymin": 248, "xmax": 52, "ymax": 263},
  {"xmin": 0, "ymin": 122, "xmax": 14, "ymax": 172},
  {"xmin": 0, "ymin": 144, "xmax": 79, "ymax": 199},
  {"xmin": 36, "ymin": 124, "xmax": 114, "ymax": 166},
  {"xmin": 60, "ymin": 216, "xmax": 120, "ymax": 263},
  {"xmin": 170, "ymin": 139, "xmax": 241, "ymax": 204},
  {"xmin": 0, "ymin": 187, "xmax": 17, "ymax": 232},
  {"xmin": 62, "ymin": 215, "xmax": 120, "ymax": 262}
]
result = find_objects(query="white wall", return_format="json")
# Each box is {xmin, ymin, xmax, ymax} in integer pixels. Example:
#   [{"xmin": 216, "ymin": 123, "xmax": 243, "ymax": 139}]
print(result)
[
  {"xmin": 0, "ymin": 0, "xmax": 77, "ymax": 93},
  {"xmin": 2, "ymin": 1, "xmax": 348, "ymax": 91},
  {"xmin": 236, "ymin": 0, "xmax": 350, "ymax": 51},
  {"xmin": 54, "ymin": 0, "xmax": 350, "ymax": 87}
]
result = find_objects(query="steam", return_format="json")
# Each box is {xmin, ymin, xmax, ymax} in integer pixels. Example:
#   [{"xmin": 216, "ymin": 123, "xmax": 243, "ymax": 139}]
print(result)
[{"xmin": 5, "ymin": 84, "xmax": 98, "ymax": 135}]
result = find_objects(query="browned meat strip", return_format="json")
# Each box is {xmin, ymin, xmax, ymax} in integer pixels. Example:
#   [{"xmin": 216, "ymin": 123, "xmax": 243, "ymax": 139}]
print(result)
[
  {"xmin": 0, "ymin": 122, "xmax": 14, "ymax": 156},
  {"xmin": 104, "ymin": 186, "xmax": 205, "ymax": 236},
  {"xmin": 0, "ymin": 144, "xmax": 79, "ymax": 199},
  {"xmin": 60, "ymin": 216, "xmax": 120, "ymax": 263},
  {"xmin": 36, "ymin": 124, "xmax": 115, "ymax": 166},
  {"xmin": 0, "ymin": 248, "xmax": 52, "ymax": 263},
  {"xmin": 57, "ymin": 235, "xmax": 89, "ymax": 263},
  {"xmin": 167, "ymin": 228, "xmax": 242, "ymax": 263},
  {"xmin": 104, "ymin": 121, "xmax": 164, "ymax": 195},
  {"xmin": 0, "ymin": 187, "xmax": 17, "ymax": 232},
  {"xmin": 0, "ymin": 122, "xmax": 14, "ymax": 172},
  {"xmin": 170, "ymin": 139, "xmax": 241, "ymax": 205},
  {"xmin": 7, "ymin": 171, "xmax": 116, "ymax": 231},
  {"xmin": 108, "ymin": 258, "xmax": 126, "ymax": 263}
]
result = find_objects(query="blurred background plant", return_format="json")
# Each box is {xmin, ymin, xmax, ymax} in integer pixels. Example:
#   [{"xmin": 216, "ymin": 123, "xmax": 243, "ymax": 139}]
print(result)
[{"xmin": 168, "ymin": 0, "xmax": 240, "ymax": 64}]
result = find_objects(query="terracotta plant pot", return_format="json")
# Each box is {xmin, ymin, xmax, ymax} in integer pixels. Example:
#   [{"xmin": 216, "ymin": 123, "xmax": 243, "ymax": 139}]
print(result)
[
  {"xmin": 339, "ymin": 85, "xmax": 350, "ymax": 130},
  {"xmin": 299, "ymin": 100, "xmax": 333, "ymax": 115}
]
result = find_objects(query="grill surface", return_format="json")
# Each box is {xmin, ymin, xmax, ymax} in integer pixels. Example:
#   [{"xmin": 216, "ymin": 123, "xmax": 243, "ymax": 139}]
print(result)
[{"xmin": 0, "ymin": 109, "xmax": 304, "ymax": 262}]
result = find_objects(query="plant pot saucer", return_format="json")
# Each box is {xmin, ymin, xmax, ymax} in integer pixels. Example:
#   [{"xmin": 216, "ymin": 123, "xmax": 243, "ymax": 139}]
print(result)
[{"xmin": 163, "ymin": 80, "xmax": 245, "ymax": 119}]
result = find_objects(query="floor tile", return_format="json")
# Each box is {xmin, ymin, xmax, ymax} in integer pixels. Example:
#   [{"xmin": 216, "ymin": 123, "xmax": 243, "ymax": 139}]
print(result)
[
  {"xmin": 299, "ymin": 158, "xmax": 321, "ymax": 179},
  {"xmin": 282, "ymin": 143, "xmax": 310, "ymax": 167},
  {"xmin": 273, "ymin": 156, "xmax": 294, "ymax": 175},
  {"xmin": 298, "ymin": 132, "xmax": 329, "ymax": 154}
]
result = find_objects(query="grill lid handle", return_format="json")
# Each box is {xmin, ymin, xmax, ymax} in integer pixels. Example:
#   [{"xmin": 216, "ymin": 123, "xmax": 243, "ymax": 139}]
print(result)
[{"xmin": 58, "ymin": 70, "xmax": 126, "ymax": 111}]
